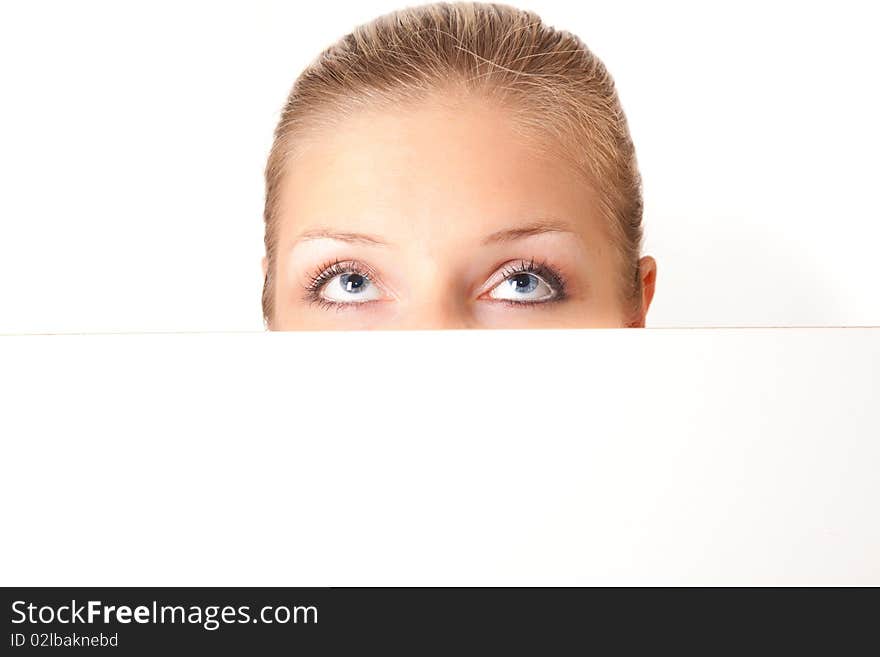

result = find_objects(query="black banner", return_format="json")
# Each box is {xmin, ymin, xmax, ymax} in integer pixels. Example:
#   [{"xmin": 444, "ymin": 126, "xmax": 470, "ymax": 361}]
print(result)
[{"xmin": 1, "ymin": 587, "xmax": 874, "ymax": 653}]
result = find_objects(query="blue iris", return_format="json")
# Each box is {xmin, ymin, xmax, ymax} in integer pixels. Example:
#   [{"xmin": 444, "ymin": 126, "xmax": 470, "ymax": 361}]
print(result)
[
  {"xmin": 340, "ymin": 273, "xmax": 368, "ymax": 294},
  {"xmin": 509, "ymin": 273, "xmax": 539, "ymax": 294}
]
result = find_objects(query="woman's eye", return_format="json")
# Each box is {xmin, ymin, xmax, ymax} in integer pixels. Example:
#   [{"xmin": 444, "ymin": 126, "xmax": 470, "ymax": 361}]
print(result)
[
  {"xmin": 320, "ymin": 271, "xmax": 383, "ymax": 303},
  {"xmin": 488, "ymin": 272, "xmax": 556, "ymax": 302}
]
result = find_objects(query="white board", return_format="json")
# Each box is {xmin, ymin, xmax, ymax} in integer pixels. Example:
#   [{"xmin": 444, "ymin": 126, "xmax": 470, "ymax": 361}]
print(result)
[{"xmin": 1, "ymin": 329, "xmax": 878, "ymax": 585}]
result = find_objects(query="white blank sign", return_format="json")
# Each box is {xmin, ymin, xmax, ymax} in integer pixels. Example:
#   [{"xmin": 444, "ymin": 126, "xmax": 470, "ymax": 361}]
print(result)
[{"xmin": 1, "ymin": 329, "xmax": 878, "ymax": 585}]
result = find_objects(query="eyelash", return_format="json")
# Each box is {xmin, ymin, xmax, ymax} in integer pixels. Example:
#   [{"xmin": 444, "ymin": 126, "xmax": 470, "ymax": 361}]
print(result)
[
  {"xmin": 302, "ymin": 259, "xmax": 379, "ymax": 309},
  {"xmin": 301, "ymin": 257, "xmax": 568, "ymax": 309},
  {"xmin": 491, "ymin": 258, "xmax": 568, "ymax": 306}
]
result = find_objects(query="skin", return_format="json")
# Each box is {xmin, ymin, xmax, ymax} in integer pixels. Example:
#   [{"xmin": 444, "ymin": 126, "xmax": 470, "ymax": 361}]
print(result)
[{"xmin": 265, "ymin": 95, "xmax": 656, "ymax": 330}]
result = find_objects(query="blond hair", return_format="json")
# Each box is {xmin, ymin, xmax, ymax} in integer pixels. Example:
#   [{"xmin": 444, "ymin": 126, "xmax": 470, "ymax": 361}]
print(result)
[{"xmin": 263, "ymin": 2, "xmax": 643, "ymax": 325}]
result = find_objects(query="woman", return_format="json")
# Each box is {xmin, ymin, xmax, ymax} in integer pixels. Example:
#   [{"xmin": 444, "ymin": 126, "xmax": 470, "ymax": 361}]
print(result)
[{"xmin": 261, "ymin": 2, "xmax": 656, "ymax": 329}]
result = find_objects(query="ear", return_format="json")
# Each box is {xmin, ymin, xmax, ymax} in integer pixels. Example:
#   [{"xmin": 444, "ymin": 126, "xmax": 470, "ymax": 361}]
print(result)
[
  {"xmin": 638, "ymin": 256, "xmax": 657, "ymax": 324},
  {"xmin": 630, "ymin": 256, "xmax": 657, "ymax": 328}
]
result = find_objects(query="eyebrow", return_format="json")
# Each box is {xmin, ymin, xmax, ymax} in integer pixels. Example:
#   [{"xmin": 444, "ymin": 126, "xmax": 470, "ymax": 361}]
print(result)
[
  {"xmin": 481, "ymin": 220, "xmax": 575, "ymax": 245},
  {"xmin": 294, "ymin": 220, "xmax": 574, "ymax": 248},
  {"xmin": 294, "ymin": 229, "xmax": 390, "ymax": 246}
]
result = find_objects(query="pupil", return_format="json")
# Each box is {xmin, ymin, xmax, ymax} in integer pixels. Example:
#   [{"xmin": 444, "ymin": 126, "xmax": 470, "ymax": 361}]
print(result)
[
  {"xmin": 510, "ymin": 273, "xmax": 537, "ymax": 293},
  {"xmin": 341, "ymin": 273, "xmax": 367, "ymax": 293}
]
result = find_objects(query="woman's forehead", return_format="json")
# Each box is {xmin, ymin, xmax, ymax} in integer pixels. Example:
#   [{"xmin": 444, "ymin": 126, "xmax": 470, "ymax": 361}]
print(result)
[{"xmin": 276, "ymin": 99, "xmax": 605, "ymax": 247}]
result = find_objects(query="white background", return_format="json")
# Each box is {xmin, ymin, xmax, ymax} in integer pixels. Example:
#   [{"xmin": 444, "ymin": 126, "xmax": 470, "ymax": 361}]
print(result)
[
  {"xmin": 2, "ymin": 330, "xmax": 878, "ymax": 585},
  {"xmin": 1, "ymin": 0, "xmax": 878, "ymax": 332}
]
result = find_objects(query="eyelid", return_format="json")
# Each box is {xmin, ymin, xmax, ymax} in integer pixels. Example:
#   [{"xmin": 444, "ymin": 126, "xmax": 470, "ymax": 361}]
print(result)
[
  {"xmin": 476, "ymin": 258, "xmax": 565, "ymax": 300},
  {"xmin": 477, "ymin": 268, "xmax": 509, "ymax": 297},
  {"xmin": 303, "ymin": 258, "xmax": 397, "ymax": 303}
]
